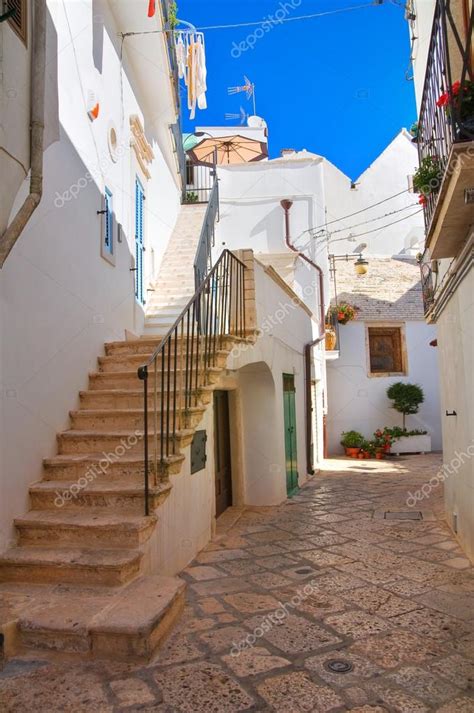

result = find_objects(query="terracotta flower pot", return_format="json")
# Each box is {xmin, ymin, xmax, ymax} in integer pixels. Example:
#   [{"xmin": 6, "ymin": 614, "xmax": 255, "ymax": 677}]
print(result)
[
  {"xmin": 345, "ymin": 447, "xmax": 360, "ymax": 458},
  {"xmin": 375, "ymin": 452, "xmax": 384, "ymax": 460},
  {"xmin": 358, "ymin": 453, "xmax": 364, "ymax": 459},
  {"xmin": 325, "ymin": 328, "xmax": 337, "ymax": 351}
]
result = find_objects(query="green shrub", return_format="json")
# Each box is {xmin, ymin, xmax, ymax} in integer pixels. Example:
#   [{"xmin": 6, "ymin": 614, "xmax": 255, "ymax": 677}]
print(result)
[
  {"xmin": 340, "ymin": 430, "xmax": 364, "ymax": 448},
  {"xmin": 386, "ymin": 383, "xmax": 424, "ymax": 429}
]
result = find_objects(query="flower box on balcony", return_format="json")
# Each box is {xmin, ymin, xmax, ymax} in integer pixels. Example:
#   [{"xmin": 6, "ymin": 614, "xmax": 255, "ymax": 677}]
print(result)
[{"xmin": 390, "ymin": 434, "xmax": 431, "ymax": 455}]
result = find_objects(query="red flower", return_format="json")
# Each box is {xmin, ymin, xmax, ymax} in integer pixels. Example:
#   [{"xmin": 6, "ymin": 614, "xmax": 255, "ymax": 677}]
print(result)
[
  {"xmin": 337, "ymin": 312, "xmax": 344, "ymax": 320},
  {"xmin": 436, "ymin": 91, "xmax": 449, "ymax": 108},
  {"xmin": 451, "ymin": 81, "xmax": 461, "ymax": 96},
  {"xmin": 419, "ymin": 194, "xmax": 427, "ymax": 205}
]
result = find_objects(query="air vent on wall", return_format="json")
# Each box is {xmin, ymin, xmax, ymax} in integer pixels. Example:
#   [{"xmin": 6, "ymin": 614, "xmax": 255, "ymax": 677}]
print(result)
[{"xmin": 6, "ymin": 0, "xmax": 27, "ymax": 43}]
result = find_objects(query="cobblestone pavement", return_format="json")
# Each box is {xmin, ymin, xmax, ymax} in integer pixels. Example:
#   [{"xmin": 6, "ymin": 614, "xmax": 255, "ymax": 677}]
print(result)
[{"xmin": 1, "ymin": 454, "xmax": 474, "ymax": 712}]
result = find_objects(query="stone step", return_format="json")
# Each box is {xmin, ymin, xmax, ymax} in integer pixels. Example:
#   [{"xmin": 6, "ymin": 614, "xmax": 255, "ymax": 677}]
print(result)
[
  {"xmin": 0, "ymin": 545, "xmax": 142, "ymax": 586},
  {"xmin": 104, "ymin": 336, "xmax": 237, "ymax": 356},
  {"xmin": 13, "ymin": 575, "xmax": 185, "ymax": 660},
  {"xmin": 57, "ymin": 429, "xmax": 194, "ymax": 455},
  {"xmin": 90, "ymin": 574, "xmax": 186, "ymax": 660},
  {"xmin": 28, "ymin": 480, "xmax": 172, "ymax": 514},
  {"xmin": 98, "ymin": 350, "xmax": 228, "ymax": 372},
  {"xmin": 69, "ymin": 406, "xmax": 205, "ymax": 432},
  {"xmin": 89, "ymin": 365, "xmax": 223, "ymax": 390},
  {"xmin": 42, "ymin": 452, "xmax": 184, "ymax": 482},
  {"xmin": 15, "ymin": 510, "xmax": 157, "ymax": 548},
  {"xmin": 79, "ymin": 386, "xmax": 212, "ymax": 410}
]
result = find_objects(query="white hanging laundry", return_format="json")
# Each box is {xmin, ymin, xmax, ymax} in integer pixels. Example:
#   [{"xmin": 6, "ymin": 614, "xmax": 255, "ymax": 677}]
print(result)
[
  {"xmin": 175, "ymin": 32, "xmax": 187, "ymax": 81},
  {"xmin": 187, "ymin": 33, "xmax": 198, "ymax": 119},
  {"xmin": 195, "ymin": 34, "xmax": 207, "ymax": 111}
]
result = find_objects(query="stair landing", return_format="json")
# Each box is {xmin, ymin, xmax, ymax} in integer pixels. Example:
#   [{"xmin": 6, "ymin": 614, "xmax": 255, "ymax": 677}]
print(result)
[{"xmin": 0, "ymin": 575, "xmax": 185, "ymax": 660}]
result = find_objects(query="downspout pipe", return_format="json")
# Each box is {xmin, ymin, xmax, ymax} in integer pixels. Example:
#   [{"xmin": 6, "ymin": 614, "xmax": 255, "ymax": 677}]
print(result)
[
  {"xmin": 280, "ymin": 199, "xmax": 325, "ymax": 475},
  {"xmin": 0, "ymin": 0, "xmax": 46, "ymax": 268}
]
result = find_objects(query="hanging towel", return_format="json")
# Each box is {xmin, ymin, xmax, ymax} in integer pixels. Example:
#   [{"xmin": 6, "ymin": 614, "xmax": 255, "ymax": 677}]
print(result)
[
  {"xmin": 176, "ymin": 33, "xmax": 187, "ymax": 81},
  {"xmin": 195, "ymin": 35, "xmax": 207, "ymax": 111},
  {"xmin": 147, "ymin": 0, "xmax": 156, "ymax": 18},
  {"xmin": 187, "ymin": 39, "xmax": 198, "ymax": 119}
]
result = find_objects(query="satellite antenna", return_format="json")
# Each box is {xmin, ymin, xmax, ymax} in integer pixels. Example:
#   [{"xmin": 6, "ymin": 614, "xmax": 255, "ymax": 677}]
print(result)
[
  {"xmin": 224, "ymin": 106, "xmax": 249, "ymax": 125},
  {"xmin": 228, "ymin": 76, "xmax": 256, "ymax": 115}
]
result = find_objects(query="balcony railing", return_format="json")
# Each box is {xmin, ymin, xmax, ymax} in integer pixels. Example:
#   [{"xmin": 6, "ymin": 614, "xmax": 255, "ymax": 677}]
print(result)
[
  {"xmin": 417, "ymin": 0, "xmax": 473, "ymax": 230},
  {"xmin": 419, "ymin": 253, "xmax": 436, "ymax": 315}
]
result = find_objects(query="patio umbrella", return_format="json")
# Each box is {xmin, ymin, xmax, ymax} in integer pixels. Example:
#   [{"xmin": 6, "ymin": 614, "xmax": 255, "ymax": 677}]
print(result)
[{"xmin": 186, "ymin": 135, "xmax": 268, "ymax": 167}]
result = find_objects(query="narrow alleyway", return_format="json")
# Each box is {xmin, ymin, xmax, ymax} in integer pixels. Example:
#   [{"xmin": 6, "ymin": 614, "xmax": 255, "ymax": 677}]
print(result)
[{"xmin": 1, "ymin": 454, "xmax": 473, "ymax": 712}]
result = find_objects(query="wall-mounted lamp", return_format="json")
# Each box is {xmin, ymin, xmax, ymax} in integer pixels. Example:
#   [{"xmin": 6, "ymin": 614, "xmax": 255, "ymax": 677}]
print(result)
[
  {"xmin": 330, "ymin": 253, "xmax": 369, "ymax": 277},
  {"xmin": 354, "ymin": 256, "xmax": 369, "ymax": 275}
]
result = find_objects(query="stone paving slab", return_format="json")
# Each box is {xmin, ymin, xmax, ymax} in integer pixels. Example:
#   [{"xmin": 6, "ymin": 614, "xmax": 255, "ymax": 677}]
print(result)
[{"xmin": 1, "ymin": 454, "xmax": 473, "ymax": 712}]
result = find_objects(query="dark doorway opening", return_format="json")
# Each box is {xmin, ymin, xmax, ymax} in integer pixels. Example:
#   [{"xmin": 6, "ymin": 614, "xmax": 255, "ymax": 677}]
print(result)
[{"xmin": 214, "ymin": 391, "xmax": 233, "ymax": 517}]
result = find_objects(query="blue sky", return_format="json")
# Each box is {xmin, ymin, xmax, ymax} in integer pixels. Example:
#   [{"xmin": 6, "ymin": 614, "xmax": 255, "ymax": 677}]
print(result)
[{"xmin": 178, "ymin": 0, "xmax": 417, "ymax": 179}]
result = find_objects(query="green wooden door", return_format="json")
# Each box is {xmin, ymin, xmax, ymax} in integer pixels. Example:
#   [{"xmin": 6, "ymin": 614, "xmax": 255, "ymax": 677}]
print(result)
[{"xmin": 283, "ymin": 374, "xmax": 298, "ymax": 496}]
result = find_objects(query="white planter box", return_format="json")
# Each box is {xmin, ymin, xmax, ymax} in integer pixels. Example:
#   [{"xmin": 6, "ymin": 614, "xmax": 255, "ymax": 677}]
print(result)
[{"xmin": 391, "ymin": 434, "xmax": 431, "ymax": 455}]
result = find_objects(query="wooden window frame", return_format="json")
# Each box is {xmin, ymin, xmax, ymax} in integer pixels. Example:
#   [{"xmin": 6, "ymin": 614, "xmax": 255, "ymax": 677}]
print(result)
[
  {"xmin": 365, "ymin": 323, "xmax": 408, "ymax": 378},
  {"xmin": 7, "ymin": 0, "xmax": 28, "ymax": 46}
]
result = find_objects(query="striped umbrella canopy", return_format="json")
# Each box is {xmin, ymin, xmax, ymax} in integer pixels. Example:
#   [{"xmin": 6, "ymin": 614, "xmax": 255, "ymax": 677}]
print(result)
[{"xmin": 186, "ymin": 135, "xmax": 268, "ymax": 167}]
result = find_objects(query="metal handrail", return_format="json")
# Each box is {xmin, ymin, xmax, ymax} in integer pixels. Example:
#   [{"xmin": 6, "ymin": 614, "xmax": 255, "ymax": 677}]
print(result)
[
  {"xmin": 193, "ymin": 177, "xmax": 219, "ymax": 290},
  {"xmin": 137, "ymin": 249, "xmax": 246, "ymax": 514},
  {"xmin": 417, "ymin": 0, "xmax": 474, "ymax": 231}
]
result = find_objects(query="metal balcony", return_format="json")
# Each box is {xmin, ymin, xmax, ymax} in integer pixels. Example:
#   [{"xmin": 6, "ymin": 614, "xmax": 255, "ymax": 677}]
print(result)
[{"xmin": 417, "ymin": 0, "xmax": 474, "ymax": 258}]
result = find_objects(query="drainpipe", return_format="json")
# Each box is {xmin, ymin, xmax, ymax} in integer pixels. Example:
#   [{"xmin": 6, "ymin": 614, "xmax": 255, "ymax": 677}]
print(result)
[
  {"xmin": 280, "ymin": 199, "xmax": 325, "ymax": 475},
  {"xmin": 0, "ymin": 0, "xmax": 46, "ymax": 268}
]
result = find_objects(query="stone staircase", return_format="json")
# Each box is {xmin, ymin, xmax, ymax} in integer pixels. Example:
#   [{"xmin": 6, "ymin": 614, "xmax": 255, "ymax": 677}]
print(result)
[
  {"xmin": 0, "ymin": 203, "xmax": 255, "ymax": 662},
  {"xmin": 144, "ymin": 203, "xmax": 207, "ymax": 336},
  {"xmin": 0, "ymin": 331, "xmax": 253, "ymax": 661}
]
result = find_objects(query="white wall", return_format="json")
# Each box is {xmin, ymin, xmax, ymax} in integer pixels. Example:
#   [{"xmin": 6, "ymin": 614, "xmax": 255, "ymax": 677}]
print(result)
[
  {"xmin": 228, "ymin": 261, "xmax": 317, "ymax": 501},
  {"xmin": 322, "ymin": 131, "xmax": 425, "ymax": 258},
  {"xmin": 436, "ymin": 265, "xmax": 474, "ymax": 560},
  {"xmin": 0, "ymin": 0, "xmax": 181, "ymax": 551},
  {"xmin": 214, "ymin": 155, "xmax": 330, "ymax": 322},
  {"xmin": 326, "ymin": 320, "xmax": 442, "ymax": 454},
  {"xmin": 410, "ymin": 1, "xmax": 437, "ymax": 108}
]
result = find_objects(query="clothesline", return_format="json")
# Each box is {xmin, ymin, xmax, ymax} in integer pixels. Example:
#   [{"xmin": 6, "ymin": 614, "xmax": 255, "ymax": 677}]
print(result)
[{"xmin": 133, "ymin": 1, "xmax": 383, "ymax": 35}]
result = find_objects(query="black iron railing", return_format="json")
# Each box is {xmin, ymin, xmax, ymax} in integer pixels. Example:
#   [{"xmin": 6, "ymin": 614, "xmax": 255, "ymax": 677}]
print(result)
[
  {"xmin": 417, "ymin": 0, "xmax": 474, "ymax": 230},
  {"xmin": 185, "ymin": 159, "xmax": 215, "ymax": 204},
  {"xmin": 193, "ymin": 177, "xmax": 219, "ymax": 289},
  {"xmin": 419, "ymin": 253, "xmax": 436, "ymax": 314},
  {"xmin": 138, "ymin": 250, "xmax": 246, "ymax": 514}
]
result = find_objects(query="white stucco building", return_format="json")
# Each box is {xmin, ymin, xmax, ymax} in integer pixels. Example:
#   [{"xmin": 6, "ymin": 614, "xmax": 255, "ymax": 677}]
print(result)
[{"xmin": 408, "ymin": 0, "xmax": 474, "ymax": 559}]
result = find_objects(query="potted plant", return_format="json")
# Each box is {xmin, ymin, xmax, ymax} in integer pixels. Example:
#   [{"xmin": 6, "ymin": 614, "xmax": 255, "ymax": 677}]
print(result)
[
  {"xmin": 387, "ymin": 427, "xmax": 431, "ymax": 456},
  {"xmin": 340, "ymin": 430, "xmax": 364, "ymax": 457},
  {"xmin": 387, "ymin": 382, "xmax": 424, "ymax": 430},
  {"xmin": 330, "ymin": 303, "xmax": 357, "ymax": 325},
  {"xmin": 367, "ymin": 441, "xmax": 378, "ymax": 459},
  {"xmin": 437, "ymin": 79, "xmax": 474, "ymax": 139},
  {"xmin": 325, "ymin": 324, "xmax": 337, "ymax": 351},
  {"xmin": 413, "ymin": 156, "xmax": 442, "ymax": 199}
]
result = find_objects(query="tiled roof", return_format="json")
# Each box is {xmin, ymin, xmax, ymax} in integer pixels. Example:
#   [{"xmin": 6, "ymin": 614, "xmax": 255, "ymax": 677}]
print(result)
[{"xmin": 331, "ymin": 256, "xmax": 424, "ymax": 321}]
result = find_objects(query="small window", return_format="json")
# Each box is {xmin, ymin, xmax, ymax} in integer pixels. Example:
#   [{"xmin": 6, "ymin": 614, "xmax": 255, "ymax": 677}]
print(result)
[
  {"xmin": 186, "ymin": 159, "xmax": 195, "ymax": 186},
  {"xmin": 7, "ymin": 0, "xmax": 27, "ymax": 44},
  {"xmin": 367, "ymin": 326, "xmax": 406, "ymax": 376},
  {"xmin": 101, "ymin": 187, "xmax": 115, "ymax": 265}
]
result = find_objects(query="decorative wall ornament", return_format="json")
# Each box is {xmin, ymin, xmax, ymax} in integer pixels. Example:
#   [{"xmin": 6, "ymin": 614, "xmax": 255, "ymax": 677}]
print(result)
[{"xmin": 129, "ymin": 114, "xmax": 154, "ymax": 179}]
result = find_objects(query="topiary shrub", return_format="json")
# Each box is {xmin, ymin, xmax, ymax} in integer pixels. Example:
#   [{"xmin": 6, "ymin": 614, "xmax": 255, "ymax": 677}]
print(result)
[{"xmin": 386, "ymin": 382, "xmax": 424, "ymax": 429}]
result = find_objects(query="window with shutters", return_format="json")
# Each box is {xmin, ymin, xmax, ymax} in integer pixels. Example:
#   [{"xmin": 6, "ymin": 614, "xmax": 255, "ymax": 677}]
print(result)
[
  {"xmin": 100, "ymin": 187, "xmax": 115, "ymax": 265},
  {"xmin": 7, "ymin": 0, "xmax": 27, "ymax": 44},
  {"xmin": 367, "ymin": 326, "xmax": 407, "ymax": 376}
]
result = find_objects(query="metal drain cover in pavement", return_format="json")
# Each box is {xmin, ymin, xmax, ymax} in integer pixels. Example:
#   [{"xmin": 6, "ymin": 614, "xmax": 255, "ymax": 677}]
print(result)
[
  {"xmin": 324, "ymin": 659, "xmax": 353, "ymax": 674},
  {"xmin": 384, "ymin": 511, "xmax": 423, "ymax": 520}
]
